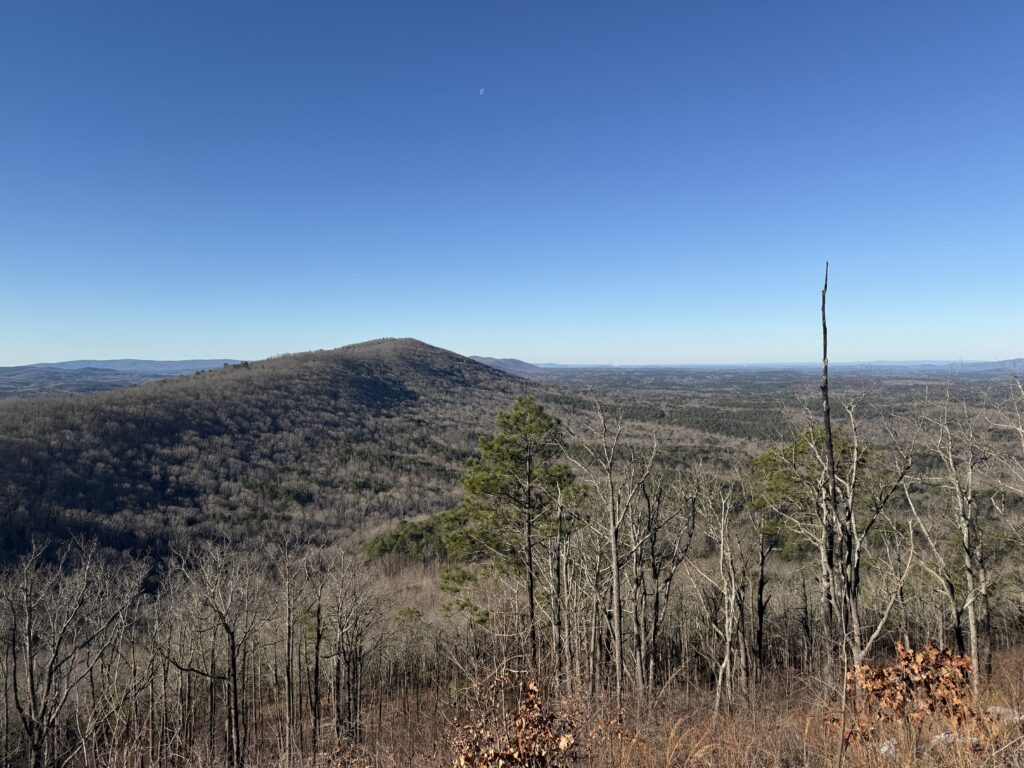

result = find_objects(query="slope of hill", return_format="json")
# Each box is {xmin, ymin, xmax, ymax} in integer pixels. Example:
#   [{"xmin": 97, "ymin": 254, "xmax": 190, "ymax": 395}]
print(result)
[
  {"xmin": 0, "ymin": 359, "xmax": 240, "ymax": 400},
  {"xmin": 469, "ymin": 356, "xmax": 543, "ymax": 375},
  {"xmin": 0, "ymin": 339, "xmax": 525, "ymax": 560}
]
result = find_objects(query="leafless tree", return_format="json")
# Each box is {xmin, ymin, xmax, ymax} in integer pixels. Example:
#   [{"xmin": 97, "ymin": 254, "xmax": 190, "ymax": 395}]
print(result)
[
  {"xmin": 169, "ymin": 544, "xmax": 268, "ymax": 768},
  {"xmin": 915, "ymin": 387, "xmax": 997, "ymax": 692},
  {"xmin": 565, "ymin": 402, "xmax": 656, "ymax": 705},
  {"xmin": 0, "ymin": 542, "xmax": 143, "ymax": 768}
]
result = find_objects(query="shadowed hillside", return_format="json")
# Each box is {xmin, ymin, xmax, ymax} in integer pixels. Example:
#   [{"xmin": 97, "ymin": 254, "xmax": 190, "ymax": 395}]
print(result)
[{"xmin": 0, "ymin": 339, "xmax": 526, "ymax": 560}]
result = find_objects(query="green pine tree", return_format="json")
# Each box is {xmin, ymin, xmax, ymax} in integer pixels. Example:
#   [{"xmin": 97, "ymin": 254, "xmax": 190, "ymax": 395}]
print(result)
[{"xmin": 447, "ymin": 395, "xmax": 574, "ymax": 670}]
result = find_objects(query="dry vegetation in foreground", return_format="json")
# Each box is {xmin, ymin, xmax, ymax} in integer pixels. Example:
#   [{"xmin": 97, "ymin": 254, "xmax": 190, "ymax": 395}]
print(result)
[{"xmin": 314, "ymin": 648, "xmax": 1024, "ymax": 768}]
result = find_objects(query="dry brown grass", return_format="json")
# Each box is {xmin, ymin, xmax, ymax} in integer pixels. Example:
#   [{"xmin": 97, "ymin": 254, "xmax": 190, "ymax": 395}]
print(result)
[
  {"xmin": 314, "ymin": 649, "xmax": 1024, "ymax": 767},
  {"xmin": 421, "ymin": 653, "xmax": 1024, "ymax": 768}
]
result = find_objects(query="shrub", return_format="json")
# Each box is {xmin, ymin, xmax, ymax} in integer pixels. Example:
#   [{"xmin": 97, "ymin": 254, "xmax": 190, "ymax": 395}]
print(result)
[{"xmin": 452, "ymin": 680, "xmax": 579, "ymax": 767}]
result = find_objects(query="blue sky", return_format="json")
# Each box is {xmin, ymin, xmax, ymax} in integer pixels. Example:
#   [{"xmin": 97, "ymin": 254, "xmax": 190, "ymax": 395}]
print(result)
[{"xmin": 1, "ymin": 1, "xmax": 1021, "ymax": 366}]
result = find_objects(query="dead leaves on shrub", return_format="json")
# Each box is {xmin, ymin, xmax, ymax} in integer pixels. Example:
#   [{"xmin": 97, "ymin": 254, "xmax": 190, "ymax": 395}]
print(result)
[
  {"xmin": 452, "ymin": 680, "xmax": 579, "ymax": 767},
  {"xmin": 835, "ymin": 642, "xmax": 983, "ymax": 746}
]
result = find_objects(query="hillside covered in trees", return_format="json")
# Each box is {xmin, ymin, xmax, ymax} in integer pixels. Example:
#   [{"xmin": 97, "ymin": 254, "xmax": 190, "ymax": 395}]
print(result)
[{"xmin": 0, "ymin": 339, "xmax": 525, "ymax": 559}]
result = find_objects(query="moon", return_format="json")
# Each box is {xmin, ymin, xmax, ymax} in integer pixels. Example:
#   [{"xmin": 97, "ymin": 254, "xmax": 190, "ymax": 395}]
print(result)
[{"xmin": 479, "ymin": 88, "xmax": 486, "ymax": 96}]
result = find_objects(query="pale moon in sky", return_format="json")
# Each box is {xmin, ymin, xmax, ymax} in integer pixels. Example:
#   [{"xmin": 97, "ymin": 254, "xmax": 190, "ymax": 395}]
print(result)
[{"xmin": 479, "ymin": 88, "xmax": 486, "ymax": 96}]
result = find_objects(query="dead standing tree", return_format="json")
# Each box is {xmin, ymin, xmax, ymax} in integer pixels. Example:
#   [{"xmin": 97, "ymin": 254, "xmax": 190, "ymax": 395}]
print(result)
[
  {"xmin": 817, "ymin": 266, "xmax": 918, "ymax": 672},
  {"xmin": 760, "ymin": 266, "xmax": 915, "ymax": 676}
]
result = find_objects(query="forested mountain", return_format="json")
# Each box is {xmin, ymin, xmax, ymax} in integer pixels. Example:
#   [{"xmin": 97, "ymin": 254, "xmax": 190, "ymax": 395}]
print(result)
[{"xmin": 0, "ymin": 339, "xmax": 525, "ymax": 560}]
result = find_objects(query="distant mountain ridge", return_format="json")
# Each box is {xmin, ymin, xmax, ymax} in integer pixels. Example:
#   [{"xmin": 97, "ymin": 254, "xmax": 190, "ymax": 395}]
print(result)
[
  {"xmin": 1, "ymin": 359, "xmax": 241, "ymax": 400},
  {"xmin": 32, "ymin": 359, "xmax": 238, "ymax": 374}
]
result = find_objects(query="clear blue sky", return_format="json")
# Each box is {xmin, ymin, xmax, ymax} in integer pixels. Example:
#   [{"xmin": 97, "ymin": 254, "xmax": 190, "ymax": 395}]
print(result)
[{"xmin": 2, "ymin": 1, "xmax": 1022, "ymax": 366}]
